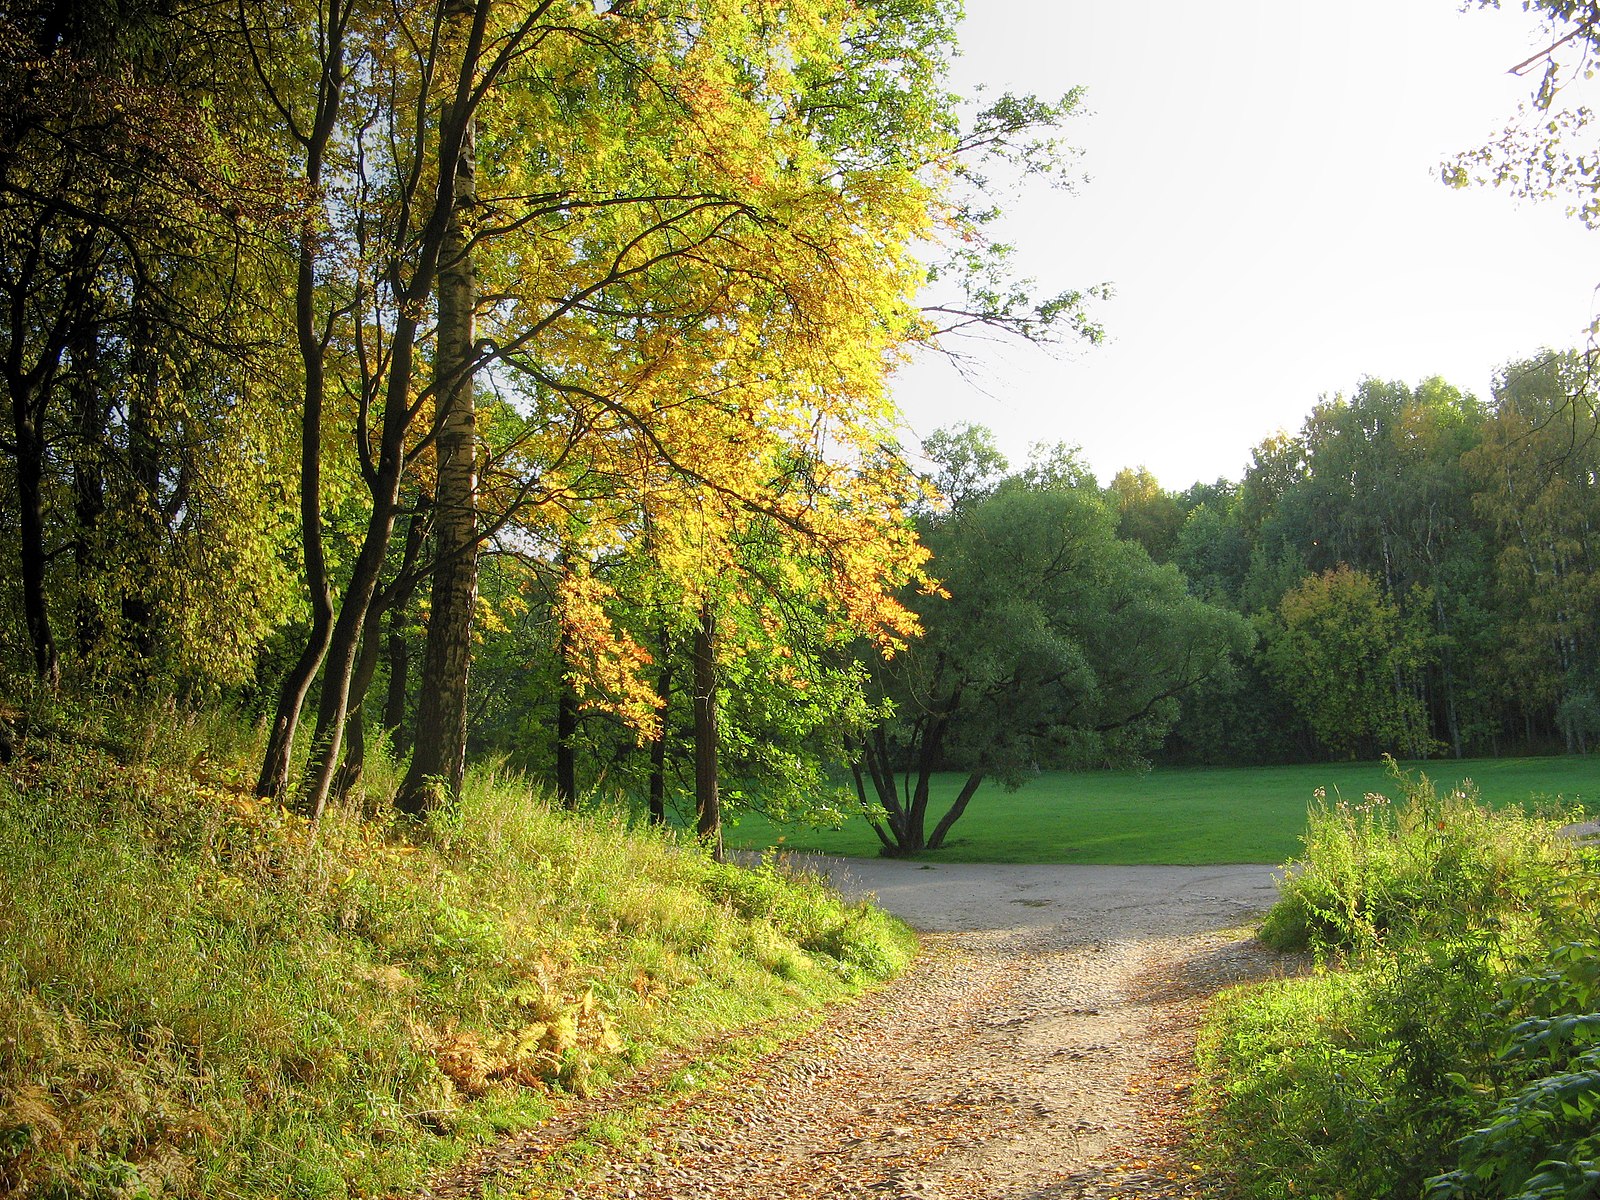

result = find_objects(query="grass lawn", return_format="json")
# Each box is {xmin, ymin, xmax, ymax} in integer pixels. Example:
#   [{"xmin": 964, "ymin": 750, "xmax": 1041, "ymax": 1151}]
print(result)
[{"xmin": 726, "ymin": 757, "xmax": 1595, "ymax": 866}]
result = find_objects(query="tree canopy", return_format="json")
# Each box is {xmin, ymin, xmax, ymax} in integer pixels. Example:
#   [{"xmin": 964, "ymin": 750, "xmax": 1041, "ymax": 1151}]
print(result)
[{"xmin": 853, "ymin": 439, "xmax": 1250, "ymax": 855}]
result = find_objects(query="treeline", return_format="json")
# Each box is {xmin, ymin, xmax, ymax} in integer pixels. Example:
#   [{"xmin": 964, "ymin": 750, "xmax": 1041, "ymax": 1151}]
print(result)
[
  {"xmin": 0, "ymin": 0, "xmax": 1092, "ymax": 845},
  {"xmin": 1118, "ymin": 358, "xmax": 1600, "ymax": 764},
  {"xmin": 808, "ymin": 358, "xmax": 1599, "ymax": 857},
  {"xmin": 5, "ymin": 5, "xmax": 1595, "ymax": 853}
]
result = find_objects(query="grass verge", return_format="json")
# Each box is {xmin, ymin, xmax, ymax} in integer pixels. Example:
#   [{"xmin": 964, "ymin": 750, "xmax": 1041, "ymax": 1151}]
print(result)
[
  {"xmin": 1193, "ymin": 766, "xmax": 1600, "ymax": 1200},
  {"xmin": 0, "ymin": 707, "xmax": 914, "ymax": 1199}
]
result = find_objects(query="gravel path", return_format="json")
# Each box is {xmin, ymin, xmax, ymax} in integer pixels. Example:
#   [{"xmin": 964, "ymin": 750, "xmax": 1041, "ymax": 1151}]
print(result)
[{"xmin": 423, "ymin": 860, "xmax": 1296, "ymax": 1200}]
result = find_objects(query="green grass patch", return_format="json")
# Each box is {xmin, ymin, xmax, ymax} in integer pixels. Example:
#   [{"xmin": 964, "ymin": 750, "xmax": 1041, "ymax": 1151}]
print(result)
[
  {"xmin": 727, "ymin": 758, "xmax": 1594, "ymax": 864},
  {"xmin": 0, "ymin": 711, "xmax": 914, "ymax": 1200}
]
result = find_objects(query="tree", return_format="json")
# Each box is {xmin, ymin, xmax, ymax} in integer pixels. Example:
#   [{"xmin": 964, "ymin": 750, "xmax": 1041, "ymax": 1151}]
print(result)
[
  {"xmin": 1107, "ymin": 466, "xmax": 1184, "ymax": 563},
  {"xmin": 2, "ymin": 1, "xmax": 299, "ymax": 695},
  {"xmin": 396, "ymin": 0, "xmax": 483, "ymax": 814},
  {"xmin": 1449, "ymin": 1, "xmax": 1600, "ymax": 233},
  {"xmin": 855, "ymin": 440, "xmax": 1251, "ymax": 856},
  {"xmin": 1294, "ymin": 378, "xmax": 1493, "ymax": 757},
  {"xmin": 284, "ymin": 0, "xmax": 998, "ymax": 821},
  {"xmin": 1466, "ymin": 351, "xmax": 1600, "ymax": 753},
  {"xmin": 1449, "ymin": 0, "xmax": 1600, "ymax": 441},
  {"xmin": 1173, "ymin": 497, "xmax": 1250, "ymax": 606},
  {"xmin": 1266, "ymin": 566, "xmax": 1434, "ymax": 760},
  {"xmin": 0, "ymin": 0, "xmax": 1106, "ymax": 837}
]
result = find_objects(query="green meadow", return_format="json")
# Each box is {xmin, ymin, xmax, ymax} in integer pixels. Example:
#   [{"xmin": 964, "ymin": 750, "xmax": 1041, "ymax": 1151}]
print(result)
[{"xmin": 727, "ymin": 758, "xmax": 1595, "ymax": 865}]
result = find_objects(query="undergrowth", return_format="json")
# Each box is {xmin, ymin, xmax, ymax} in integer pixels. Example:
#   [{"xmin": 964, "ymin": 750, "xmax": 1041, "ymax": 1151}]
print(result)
[
  {"xmin": 0, "ymin": 702, "xmax": 914, "ymax": 1199},
  {"xmin": 1196, "ymin": 765, "xmax": 1599, "ymax": 1200}
]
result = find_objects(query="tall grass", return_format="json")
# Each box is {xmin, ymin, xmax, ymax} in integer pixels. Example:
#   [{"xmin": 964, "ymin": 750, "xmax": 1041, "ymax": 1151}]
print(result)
[
  {"xmin": 0, "ymin": 707, "xmax": 913, "ymax": 1199},
  {"xmin": 1195, "ymin": 766, "xmax": 1600, "ymax": 1200},
  {"xmin": 1260, "ymin": 769, "xmax": 1583, "ymax": 956}
]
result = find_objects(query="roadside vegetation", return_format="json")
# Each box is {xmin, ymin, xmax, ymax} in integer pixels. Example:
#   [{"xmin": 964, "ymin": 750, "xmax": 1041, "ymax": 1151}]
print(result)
[
  {"xmin": 0, "ymin": 705, "xmax": 913, "ymax": 1200},
  {"xmin": 1195, "ymin": 766, "xmax": 1600, "ymax": 1200}
]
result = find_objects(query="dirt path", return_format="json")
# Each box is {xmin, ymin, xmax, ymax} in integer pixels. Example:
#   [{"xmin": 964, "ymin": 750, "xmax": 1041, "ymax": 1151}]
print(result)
[{"xmin": 428, "ymin": 861, "xmax": 1293, "ymax": 1199}]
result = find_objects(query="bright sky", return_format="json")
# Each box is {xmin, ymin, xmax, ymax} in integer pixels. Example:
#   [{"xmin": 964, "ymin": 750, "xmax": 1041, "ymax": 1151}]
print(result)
[{"xmin": 893, "ymin": 0, "xmax": 1600, "ymax": 489}]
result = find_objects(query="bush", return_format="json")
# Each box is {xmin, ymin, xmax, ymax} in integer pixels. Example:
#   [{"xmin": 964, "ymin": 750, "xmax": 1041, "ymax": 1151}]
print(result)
[
  {"xmin": 1196, "ymin": 765, "xmax": 1598, "ymax": 1200},
  {"xmin": 1425, "ymin": 941, "xmax": 1600, "ymax": 1200},
  {"xmin": 1260, "ymin": 764, "xmax": 1582, "ymax": 957}
]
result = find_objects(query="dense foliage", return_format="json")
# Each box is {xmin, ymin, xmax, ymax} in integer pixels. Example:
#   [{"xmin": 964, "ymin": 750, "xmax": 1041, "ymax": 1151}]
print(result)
[
  {"xmin": 853, "ymin": 433, "xmax": 1249, "ymax": 854},
  {"xmin": 1196, "ymin": 769, "xmax": 1600, "ymax": 1200},
  {"xmin": 4, "ymin": 1, "xmax": 1597, "ymax": 847},
  {"xmin": 1146, "ymin": 364, "xmax": 1600, "ymax": 765},
  {"xmin": 0, "ymin": 0, "xmax": 1095, "ymax": 842}
]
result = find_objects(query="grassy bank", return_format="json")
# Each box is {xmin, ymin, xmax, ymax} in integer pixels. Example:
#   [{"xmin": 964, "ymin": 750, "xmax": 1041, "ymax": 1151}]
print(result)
[
  {"xmin": 1194, "ymin": 772, "xmax": 1600, "ymax": 1200},
  {"xmin": 0, "ymin": 709, "xmax": 913, "ymax": 1200},
  {"xmin": 727, "ymin": 758, "xmax": 1594, "ymax": 864}
]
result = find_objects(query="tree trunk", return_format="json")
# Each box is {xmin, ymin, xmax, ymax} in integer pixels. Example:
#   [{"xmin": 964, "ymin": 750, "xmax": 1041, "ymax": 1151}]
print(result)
[
  {"xmin": 556, "ymin": 628, "xmax": 578, "ymax": 808},
  {"xmin": 11, "ymin": 387, "xmax": 59, "ymax": 689},
  {"xmin": 69, "ymin": 318, "xmax": 108, "ymax": 660},
  {"xmin": 692, "ymin": 602, "xmax": 722, "ymax": 860},
  {"xmin": 383, "ymin": 617, "xmax": 413, "ymax": 754},
  {"xmin": 255, "ymin": 15, "xmax": 345, "ymax": 802},
  {"xmin": 333, "ymin": 495, "xmax": 432, "ymax": 801},
  {"xmin": 647, "ymin": 629, "xmax": 672, "ymax": 827},
  {"xmin": 258, "ymin": 621, "xmax": 332, "ymax": 802},
  {"xmin": 894, "ymin": 711, "xmax": 948, "ymax": 856},
  {"xmin": 397, "ymin": 20, "xmax": 479, "ymax": 816},
  {"xmin": 927, "ymin": 771, "xmax": 986, "ymax": 850},
  {"xmin": 119, "ymin": 309, "xmax": 162, "ymax": 672},
  {"xmin": 299, "ymin": 0, "xmax": 489, "ymax": 822},
  {"xmin": 848, "ymin": 735, "xmax": 899, "ymax": 853},
  {"xmin": 301, "ymin": 517, "xmax": 390, "ymax": 818},
  {"xmin": 332, "ymin": 593, "xmax": 389, "ymax": 801},
  {"xmin": 380, "ymin": 495, "xmax": 430, "ymax": 755}
]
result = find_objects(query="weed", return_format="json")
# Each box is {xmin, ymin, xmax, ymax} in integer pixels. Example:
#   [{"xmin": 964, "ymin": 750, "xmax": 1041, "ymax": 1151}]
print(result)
[
  {"xmin": 1261, "ymin": 763, "xmax": 1584, "ymax": 957},
  {"xmin": 1195, "ymin": 765, "xmax": 1600, "ymax": 1200}
]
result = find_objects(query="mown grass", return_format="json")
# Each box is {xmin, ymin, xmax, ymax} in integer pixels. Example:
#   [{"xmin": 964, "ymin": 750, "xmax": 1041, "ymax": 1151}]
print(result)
[
  {"xmin": 1194, "ymin": 767, "xmax": 1600, "ymax": 1200},
  {"xmin": 726, "ymin": 758, "xmax": 1594, "ymax": 864},
  {"xmin": 0, "ymin": 704, "xmax": 914, "ymax": 1200}
]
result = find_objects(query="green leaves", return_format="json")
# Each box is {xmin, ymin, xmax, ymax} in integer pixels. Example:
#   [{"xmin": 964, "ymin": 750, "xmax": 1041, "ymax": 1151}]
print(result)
[
  {"xmin": 1267, "ymin": 566, "xmax": 1435, "ymax": 760},
  {"xmin": 858, "ymin": 433, "xmax": 1250, "ymax": 852}
]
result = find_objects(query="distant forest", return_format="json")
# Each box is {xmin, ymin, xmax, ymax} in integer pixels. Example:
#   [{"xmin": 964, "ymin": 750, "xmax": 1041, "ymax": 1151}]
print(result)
[{"xmin": 1112, "ymin": 362, "xmax": 1597, "ymax": 765}]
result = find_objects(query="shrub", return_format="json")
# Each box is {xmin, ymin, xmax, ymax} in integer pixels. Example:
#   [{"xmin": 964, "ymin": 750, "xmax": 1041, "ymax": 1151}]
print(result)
[
  {"xmin": 1260, "ymin": 764, "xmax": 1582, "ymax": 957},
  {"xmin": 1196, "ymin": 765, "xmax": 1598, "ymax": 1200},
  {"xmin": 1425, "ymin": 941, "xmax": 1600, "ymax": 1200}
]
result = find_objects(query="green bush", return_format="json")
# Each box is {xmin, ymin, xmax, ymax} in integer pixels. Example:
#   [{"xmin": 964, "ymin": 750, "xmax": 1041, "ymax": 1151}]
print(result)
[
  {"xmin": 1196, "ymin": 766, "xmax": 1598, "ymax": 1200},
  {"xmin": 1197, "ymin": 940, "xmax": 1509, "ymax": 1200},
  {"xmin": 1260, "ymin": 765, "xmax": 1582, "ymax": 956},
  {"xmin": 1425, "ymin": 941, "xmax": 1600, "ymax": 1200}
]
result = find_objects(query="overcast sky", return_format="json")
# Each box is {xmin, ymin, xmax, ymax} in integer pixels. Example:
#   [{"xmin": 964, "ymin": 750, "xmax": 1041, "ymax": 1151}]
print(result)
[{"xmin": 892, "ymin": 0, "xmax": 1600, "ymax": 489}]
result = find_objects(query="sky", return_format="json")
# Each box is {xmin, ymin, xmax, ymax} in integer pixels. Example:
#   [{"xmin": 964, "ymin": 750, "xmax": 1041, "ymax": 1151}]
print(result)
[{"xmin": 892, "ymin": 0, "xmax": 1600, "ymax": 489}]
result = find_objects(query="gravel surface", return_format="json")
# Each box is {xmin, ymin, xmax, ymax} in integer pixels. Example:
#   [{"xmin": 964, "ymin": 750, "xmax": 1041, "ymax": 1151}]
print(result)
[{"xmin": 418, "ymin": 859, "xmax": 1299, "ymax": 1200}]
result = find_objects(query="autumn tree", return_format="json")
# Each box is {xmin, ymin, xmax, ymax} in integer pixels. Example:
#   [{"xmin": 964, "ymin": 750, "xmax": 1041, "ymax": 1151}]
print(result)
[
  {"xmin": 392, "ymin": 0, "xmax": 1083, "ymax": 828},
  {"xmin": 1266, "ymin": 566, "xmax": 1434, "ymax": 760}
]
